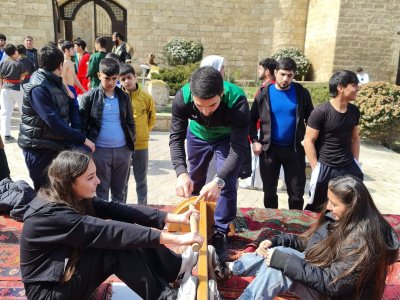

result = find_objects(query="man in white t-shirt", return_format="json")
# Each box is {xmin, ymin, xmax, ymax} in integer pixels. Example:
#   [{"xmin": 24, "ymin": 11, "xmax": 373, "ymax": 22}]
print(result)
[{"xmin": 356, "ymin": 67, "xmax": 369, "ymax": 84}]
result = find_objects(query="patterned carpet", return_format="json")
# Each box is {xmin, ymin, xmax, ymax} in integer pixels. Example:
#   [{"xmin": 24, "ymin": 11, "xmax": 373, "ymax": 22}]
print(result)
[{"xmin": 0, "ymin": 209, "xmax": 398, "ymax": 299}]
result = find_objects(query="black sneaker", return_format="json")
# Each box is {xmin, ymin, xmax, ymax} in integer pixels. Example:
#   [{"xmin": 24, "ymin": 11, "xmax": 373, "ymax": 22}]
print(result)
[
  {"xmin": 210, "ymin": 231, "xmax": 228, "ymax": 263},
  {"xmin": 4, "ymin": 136, "xmax": 16, "ymax": 143},
  {"xmin": 208, "ymin": 245, "xmax": 231, "ymax": 281}
]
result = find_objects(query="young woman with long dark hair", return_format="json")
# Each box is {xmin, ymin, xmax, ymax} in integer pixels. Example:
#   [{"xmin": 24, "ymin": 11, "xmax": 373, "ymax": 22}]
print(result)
[
  {"xmin": 229, "ymin": 175, "xmax": 398, "ymax": 300},
  {"xmin": 20, "ymin": 150, "xmax": 203, "ymax": 299}
]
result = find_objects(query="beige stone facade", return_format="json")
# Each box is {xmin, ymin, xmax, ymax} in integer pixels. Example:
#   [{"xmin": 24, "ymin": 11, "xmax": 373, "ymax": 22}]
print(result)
[{"xmin": 0, "ymin": 0, "xmax": 399, "ymax": 83}]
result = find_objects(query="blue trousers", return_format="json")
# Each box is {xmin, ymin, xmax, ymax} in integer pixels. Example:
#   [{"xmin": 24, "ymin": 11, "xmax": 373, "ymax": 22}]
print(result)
[
  {"xmin": 187, "ymin": 130, "xmax": 240, "ymax": 233},
  {"xmin": 233, "ymin": 247, "xmax": 321, "ymax": 300},
  {"xmin": 23, "ymin": 149, "xmax": 58, "ymax": 191}
]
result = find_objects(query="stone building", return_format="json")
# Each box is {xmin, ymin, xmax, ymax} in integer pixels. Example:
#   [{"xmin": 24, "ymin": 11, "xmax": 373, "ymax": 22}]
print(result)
[{"xmin": 0, "ymin": 0, "xmax": 399, "ymax": 83}]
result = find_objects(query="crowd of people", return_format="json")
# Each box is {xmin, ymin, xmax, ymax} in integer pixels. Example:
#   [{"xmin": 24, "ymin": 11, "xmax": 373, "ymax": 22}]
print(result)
[{"xmin": 0, "ymin": 31, "xmax": 398, "ymax": 300}]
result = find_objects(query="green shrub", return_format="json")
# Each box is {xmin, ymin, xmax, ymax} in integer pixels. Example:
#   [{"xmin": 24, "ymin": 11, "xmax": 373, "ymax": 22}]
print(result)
[
  {"xmin": 162, "ymin": 38, "xmax": 204, "ymax": 66},
  {"xmin": 152, "ymin": 63, "xmax": 199, "ymax": 96},
  {"xmin": 271, "ymin": 47, "xmax": 310, "ymax": 80},
  {"xmin": 225, "ymin": 69, "xmax": 242, "ymax": 84},
  {"xmin": 302, "ymin": 83, "xmax": 330, "ymax": 107},
  {"xmin": 355, "ymin": 82, "xmax": 400, "ymax": 147}
]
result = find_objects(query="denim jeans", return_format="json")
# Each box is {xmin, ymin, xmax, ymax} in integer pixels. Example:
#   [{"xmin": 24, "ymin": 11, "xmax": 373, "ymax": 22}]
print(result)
[
  {"xmin": 132, "ymin": 149, "xmax": 148, "ymax": 205},
  {"xmin": 233, "ymin": 247, "xmax": 321, "ymax": 300}
]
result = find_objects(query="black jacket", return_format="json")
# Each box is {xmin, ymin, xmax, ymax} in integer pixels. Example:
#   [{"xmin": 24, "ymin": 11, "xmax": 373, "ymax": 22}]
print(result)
[
  {"xmin": 18, "ymin": 69, "xmax": 86, "ymax": 152},
  {"xmin": 20, "ymin": 196, "xmax": 167, "ymax": 283},
  {"xmin": 250, "ymin": 82, "xmax": 313, "ymax": 150},
  {"xmin": 79, "ymin": 86, "xmax": 135, "ymax": 150},
  {"xmin": 269, "ymin": 213, "xmax": 399, "ymax": 299},
  {"xmin": 0, "ymin": 178, "xmax": 35, "ymax": 221}
]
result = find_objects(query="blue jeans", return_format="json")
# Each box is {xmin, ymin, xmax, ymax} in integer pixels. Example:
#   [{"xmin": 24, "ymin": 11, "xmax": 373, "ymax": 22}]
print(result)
[
  {"xmin": 132, "ymin": 149, "xmax": 148, "ymax": 205},
  {"xmin": 233, "ymin": 247, "xmax": 321, "ymax": 300},
  {"xmin": 187, "ymin": 129, "xmax": 240, "ymax": 233}
]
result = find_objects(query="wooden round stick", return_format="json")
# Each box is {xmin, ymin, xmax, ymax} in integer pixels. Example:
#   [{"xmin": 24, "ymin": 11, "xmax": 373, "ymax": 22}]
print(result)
[{"xmin": 189, "ymin": 203, "xmax": 200, "ymax": 252}]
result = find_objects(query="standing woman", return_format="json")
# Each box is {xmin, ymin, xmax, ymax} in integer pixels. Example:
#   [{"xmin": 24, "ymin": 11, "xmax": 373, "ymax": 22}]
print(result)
[
  {"xmin": 20, "ymin": 150, "xmax": 203, "ymax": 300},
  {"xmin": 229, "ymin": 175, "xmax": 399, "ymax": 300}
]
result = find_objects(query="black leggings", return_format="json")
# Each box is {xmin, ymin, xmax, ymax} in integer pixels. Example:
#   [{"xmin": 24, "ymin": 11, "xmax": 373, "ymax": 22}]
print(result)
[{"xmin": 24, "ymin": 246, "xmax": 181, "ymax": 300}]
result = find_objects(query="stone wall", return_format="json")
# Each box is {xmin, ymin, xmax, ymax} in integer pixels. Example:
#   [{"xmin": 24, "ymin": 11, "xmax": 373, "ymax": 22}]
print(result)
[
  {"xmin": 117, "ymin": 0, "xmax": 309, "ymax": 79},
  {"xmin": 0, "ymin": 0, "xmax": 54, "ymax": 48},
  {"xmin": 304, "ymin": 0, "xmax": 341, "ymax": 82},
  {"xmin": 333, "ymin": 0, "xmax": 400, "ymax": 83},
  {"xmin": 1, "ymin": 0, "xmax": 399, "ymax": 83}
]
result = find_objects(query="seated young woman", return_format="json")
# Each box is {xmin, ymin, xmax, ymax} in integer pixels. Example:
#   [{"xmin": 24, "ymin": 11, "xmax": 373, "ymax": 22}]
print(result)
[
  {"xmin": 227, "ymin": 175, "xmax": 399, "ymax": 300},
  {"xmin": 20, "ymin": 150, "xmax": 203, "ymax": 300}
]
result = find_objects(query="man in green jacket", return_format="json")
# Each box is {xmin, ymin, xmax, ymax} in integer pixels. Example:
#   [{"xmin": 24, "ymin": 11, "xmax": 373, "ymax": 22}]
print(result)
[{"xmin": 87, "ymin": 36, "xmax": 107, "ymax": 89}]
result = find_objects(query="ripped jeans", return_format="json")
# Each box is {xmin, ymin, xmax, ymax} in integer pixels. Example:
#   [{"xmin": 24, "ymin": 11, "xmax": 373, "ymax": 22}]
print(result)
[{"xmin": 233, "ymin": 246, "xmax": 321, "ymax": 300}]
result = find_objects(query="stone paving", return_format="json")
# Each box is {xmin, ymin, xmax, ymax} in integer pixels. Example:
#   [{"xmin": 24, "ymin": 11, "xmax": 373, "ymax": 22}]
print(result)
[{"xmin": 4, "ymin": 111, "xmax": 400, "ymax": 214}]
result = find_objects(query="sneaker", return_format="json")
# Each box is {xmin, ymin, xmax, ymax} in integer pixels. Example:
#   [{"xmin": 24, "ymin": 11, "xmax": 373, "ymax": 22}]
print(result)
[
  {"xmin": 176, "ymin": 247, "xmax": 198, "ymax": 285},
  {"xmin": 209, "ymin": 278, "xmax": 224, "ymax": 300},
  {"xmin": 157, "ymin": 285, "xmax": 179, "ymax": 300},
  {"xmin": 208, "ymin": 245, "xmax": 231, "ymax": 281},
  {"xmin": 4, "ymin": 136, "xmax": 16, "ymax": 143},
  {"xmin": 210, "ymin": 231, "xmax": 228, "ymax": 262},
  {"xmin": 177, "ymin": 275, "xmax": 197, "ymax": 300}
]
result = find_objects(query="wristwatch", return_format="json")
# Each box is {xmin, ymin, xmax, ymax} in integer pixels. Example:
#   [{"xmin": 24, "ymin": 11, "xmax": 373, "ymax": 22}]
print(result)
[{"xmin": 213, "ymin": 175, "xmax": 225, "ymax": 189}]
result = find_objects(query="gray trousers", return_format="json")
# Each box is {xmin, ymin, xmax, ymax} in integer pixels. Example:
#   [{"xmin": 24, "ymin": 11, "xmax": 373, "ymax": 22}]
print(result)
[
  {"xmin": 94, "ymin": 145, "xmax": 132, "ymax": 203},
  {"xmin": 132, "ymin": 149, "xmax": 149, "ymax": 205}
]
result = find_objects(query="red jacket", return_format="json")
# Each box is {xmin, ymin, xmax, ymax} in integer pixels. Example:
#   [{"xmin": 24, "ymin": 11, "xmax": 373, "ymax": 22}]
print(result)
[{"xmin": 75, "ymin": 52, "xmax": 90, "ymax": 94}]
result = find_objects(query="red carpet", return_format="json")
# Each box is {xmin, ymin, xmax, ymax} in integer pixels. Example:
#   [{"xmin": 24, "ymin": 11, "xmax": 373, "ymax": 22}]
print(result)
[{"xmin": 0, "ymin": 209, "xmax": 398, "ymax": 299}]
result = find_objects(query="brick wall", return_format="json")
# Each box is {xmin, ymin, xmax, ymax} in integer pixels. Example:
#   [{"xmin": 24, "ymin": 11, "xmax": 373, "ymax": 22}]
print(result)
[
  {"xmin": 1, "ymin": 0, "xmax": 399, "ymax": 83},
  {"xmin": 333, "ymin": 0, "xmax": 400, "ymax": 83},
  {"xmin": 0, "ymin": 0, "xmax": 54, "ymax": 48}
]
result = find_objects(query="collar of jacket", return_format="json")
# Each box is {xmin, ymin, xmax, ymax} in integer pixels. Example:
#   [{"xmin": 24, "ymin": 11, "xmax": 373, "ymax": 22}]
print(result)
[
  {"xmin": 36, "ymin": 68, "xmax": 64, "ymax": 89},
  {"xmin": 121, "ymin": 84, "xmax": 141, "ymax": 98}
]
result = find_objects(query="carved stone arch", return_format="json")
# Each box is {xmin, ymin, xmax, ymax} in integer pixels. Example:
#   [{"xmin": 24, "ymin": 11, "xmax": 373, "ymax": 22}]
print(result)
[{"xmin": 58, "ymin": 0, "xmax": 127, "ymax": 52}]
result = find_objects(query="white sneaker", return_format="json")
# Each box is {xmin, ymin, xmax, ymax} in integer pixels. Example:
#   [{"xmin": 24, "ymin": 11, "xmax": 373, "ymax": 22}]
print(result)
[
  {"xmin": 176, "ymin": 247, "xmax": 198, "ymax": 285},
  {"xmin": 177, "ymin": 275, "xmax": 198, "ymax": 300}
]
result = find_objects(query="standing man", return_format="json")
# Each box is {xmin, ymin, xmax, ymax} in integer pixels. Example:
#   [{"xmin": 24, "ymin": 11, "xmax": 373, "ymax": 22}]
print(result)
[
  {"xmin": 170, "ymin": 66, "xmax": 250, "ymax": 257},
  {"xmin": 18, "ymin": 44, "xmax": 94, "ymax": 190},
  {"xmin": 61, "ymin": 41, "xmax": 87, "ymax": 98},
  {"xmin": 24, "ymin": 36, "xmax": 39, "ymax": 71},
  {"xmin": 257, "ymin": 57, "xmax": 277, "ymax": 90},
  {"xmin": 73, "ymin": 39, "xmax": 90, "ymax": 94},
  {"xmin": 16, "ymin": 44, "xmax": 35, "ymax": 88},
  {"xmin": 240, "ymin": 57, "xmax": 278, "ymax": 190},
  {"xmin": 111, "ymin": 32, "xmax": 133, "ymax": 63},
  {"xmin": 87, "ymin": 36, "xmax": 107, "ymax": 89},
  {"xmin": 119, "ymin": 63, "xmax": 156, "ymax": 205},
  {"xmin": 250, "ymin": 58, "xmax": 313, "ymax": 210},
  {"xmin": 304, "ymin": 70, "xmax": 363, "ymax": 212},
  {"xmin": 356, "ymin": 67, "xmax": 369, "ymax": 85},
  {"xmin": 0, "ymin": 34, "xmax": 8, "ymax": 63},
  {"xmin": 80, "ymin": 58, "xmax": 135, "ymax": 203},
  {"xmin": 0, "ymin": 44, "xmax": 27, "ymax": 143}
]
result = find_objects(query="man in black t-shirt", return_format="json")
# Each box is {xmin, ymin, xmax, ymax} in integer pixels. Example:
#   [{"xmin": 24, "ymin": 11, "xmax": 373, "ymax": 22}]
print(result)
[{"xmin": 304, "ymin": 70, "xmax": 363, "ymax": 212}]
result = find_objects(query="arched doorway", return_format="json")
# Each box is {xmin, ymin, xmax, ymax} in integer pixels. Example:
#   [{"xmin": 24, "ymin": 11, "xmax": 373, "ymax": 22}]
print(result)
[{"xmin": 58, "ymin": 0, "xmax": 127, "ymax": 52}]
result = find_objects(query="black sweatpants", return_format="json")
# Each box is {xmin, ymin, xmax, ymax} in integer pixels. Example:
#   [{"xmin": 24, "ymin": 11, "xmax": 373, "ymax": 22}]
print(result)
[
  {"xmin": 24, "ymin": 246, "xmax": 181, "ymax": 300},
  {"xmin": 259, "ymin": 144, "xmax": 306, "ymax": 209},
  {"xmin": 304, "ymin": 160, "xmax": 363, "ymax": 212}
]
